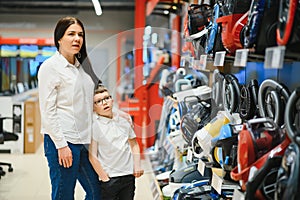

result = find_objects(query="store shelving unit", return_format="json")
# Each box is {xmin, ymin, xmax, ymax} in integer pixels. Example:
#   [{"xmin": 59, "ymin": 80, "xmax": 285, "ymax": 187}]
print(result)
[{"xmin": 0, "ymin": 37, "xmax": 54, "ymax": 154}]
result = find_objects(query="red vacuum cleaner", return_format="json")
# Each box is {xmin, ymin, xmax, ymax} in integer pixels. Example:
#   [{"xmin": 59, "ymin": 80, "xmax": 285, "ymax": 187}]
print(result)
[
  {"xmin": 216, "ymin": 0, "xmax": 251, "ymax": 54},
  {"xmin": 230, "ymin": 118, "xmax": 289, "ymax": 191}
]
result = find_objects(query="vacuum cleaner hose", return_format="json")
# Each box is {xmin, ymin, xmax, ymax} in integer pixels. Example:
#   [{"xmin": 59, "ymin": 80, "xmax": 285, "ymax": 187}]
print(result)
[
  {"xmin": 285, "ymin": 87, "xmax": 300, "ymax": 144},
  {"xmin": 223, "ymin": 74, "xmax": 240, "ymax": 113},
  {"xmin": 258, "ymin": 79, "xmax": 290, "ymax": 126}
]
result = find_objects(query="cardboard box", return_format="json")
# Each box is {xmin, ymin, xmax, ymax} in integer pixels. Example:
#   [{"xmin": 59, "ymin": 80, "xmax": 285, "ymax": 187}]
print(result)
[{"xmin": 24, "ymin": 97, "xmax": 42, "ymax": 153}]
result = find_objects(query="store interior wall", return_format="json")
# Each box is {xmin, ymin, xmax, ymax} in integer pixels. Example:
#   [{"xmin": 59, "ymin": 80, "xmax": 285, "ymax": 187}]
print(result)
[{"xmin": 0, "ymin": 10, "xmax": 135, "ymax": 89}]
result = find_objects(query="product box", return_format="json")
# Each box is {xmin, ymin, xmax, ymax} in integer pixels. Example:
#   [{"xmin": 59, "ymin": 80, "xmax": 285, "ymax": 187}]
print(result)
[{"xmin": 24, "ymin": 97, "xmax": 42, "ymax": 153}]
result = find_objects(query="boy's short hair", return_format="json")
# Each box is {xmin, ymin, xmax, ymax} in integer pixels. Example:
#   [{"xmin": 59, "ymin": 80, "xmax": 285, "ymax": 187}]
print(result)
[{"xmin": 94, "ymin": 84, "xmax": 109, "ymax": 95}]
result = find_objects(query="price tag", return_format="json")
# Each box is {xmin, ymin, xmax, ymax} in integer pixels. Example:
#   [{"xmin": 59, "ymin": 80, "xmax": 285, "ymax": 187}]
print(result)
[
  {"xmin": 233, "ymin": 189, "xmax": 245, "ymax": 200},
  {"xmin": 188, "ymin": 56, "xmax": 195, "ymax": 68},
  {"xmin": 199, "ymin": 54, "xmax": 207, "ymax": 70},
  {"xmin": 180, "ymin": 56, "xmax": 186, "ymax": 67},
  {"xmin": 193, "ymin": 59, "xmax": 200, "ymax": 70},
  {"xmin": 214, "ymin": 51, "xmax": 226, "ymax": 66},
  {"xmin": 234, "ymin": 49, "xmax": 248, "ymax": 67},
  {"xmin": 197, "ymin": 159, "xmax": 206, "ymax": 176},
  {"xmin": 187, "ymin": 148, "xmax": 193, "ymax": 163},
  {"xmin": 264, "ymin": 46, "xmax": 286, "ymax": 69},
  {"xmin": 211, "ymin": 172, "xmax": 223, "ymax": 194}
]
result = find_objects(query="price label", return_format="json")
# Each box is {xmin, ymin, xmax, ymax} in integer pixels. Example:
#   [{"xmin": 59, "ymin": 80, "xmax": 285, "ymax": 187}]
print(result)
[
  {"xmin": 211, "ymin": 172, "xmax": 223, "ymax": 194},
  {"xmin": 233, "ymin": 189, "xmax": 245, "ymax": 200},
  {"xmin": 180, "ymin": 56, "xmax": 186, "ymax": 67},
  {"xmin": 214, "ymin": 51, "xmax": 226, "ymax": 66},
  {"xmin": 264, "ymin": 46, "xmax": 286, "ymax": 69},
  {"xmin": 197, "ymin": 159, "xmax": 206, "ymax": 176},
  {"xmin": 234, "ymin": 49, "xmax": 249, "ymax": 67},
  {"xmin": 200, "ymin": 54, "xmax": 207, "ymax": 70},
  {"xmin": 187, "ymin": 148, "xmax": 193, "ymax": 163},
  {"xmin": 189, "ymin": 56, "xmax": 195, "ymax": 68},
  {"xmin": 194, "ymin": 59, "xmax": 200, "ymax": 70}
]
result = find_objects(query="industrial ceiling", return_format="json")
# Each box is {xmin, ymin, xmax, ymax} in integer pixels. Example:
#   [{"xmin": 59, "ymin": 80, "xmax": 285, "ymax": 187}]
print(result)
[
  {"xmin": 0, "ymin": 0, "xmax": 136, "ymax": 15},
  {"xmin": 0, "ymin": 0, "xmax": 184, "ymax": 16}
]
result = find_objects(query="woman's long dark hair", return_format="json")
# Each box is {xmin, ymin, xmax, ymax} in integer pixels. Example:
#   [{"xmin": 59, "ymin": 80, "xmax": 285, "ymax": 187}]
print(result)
[{"xmin": 54, "ymin": 16, "xmax": 101, "ymax": 85}]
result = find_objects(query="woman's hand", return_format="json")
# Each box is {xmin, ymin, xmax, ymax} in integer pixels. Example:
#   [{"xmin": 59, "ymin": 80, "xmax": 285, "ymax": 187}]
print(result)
[{"xmin": 58, "ymin": 146, "xmax": 73, "ymax": 168}]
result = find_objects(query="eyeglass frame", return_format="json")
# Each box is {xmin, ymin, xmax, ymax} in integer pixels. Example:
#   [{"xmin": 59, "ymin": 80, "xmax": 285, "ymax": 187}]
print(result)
[{"xmin": 94, "ymin": 95, "xmax": 112, "ymax": 106}]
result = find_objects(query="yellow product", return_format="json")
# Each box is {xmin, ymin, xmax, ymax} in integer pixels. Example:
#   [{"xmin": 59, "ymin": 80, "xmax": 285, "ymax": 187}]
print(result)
[
  {"xmin": 195, "ymin": 111, "xmax": 232, "ymax": 156},
  {"xmin": 204, "ymin": 112, "xmax": 231, "ymax": 138}
]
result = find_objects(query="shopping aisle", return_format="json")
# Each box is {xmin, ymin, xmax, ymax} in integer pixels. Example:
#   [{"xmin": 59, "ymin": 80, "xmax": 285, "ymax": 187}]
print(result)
[{"xmin": 0, "ymin": 144, "xmax": 155, "ymax": 200}]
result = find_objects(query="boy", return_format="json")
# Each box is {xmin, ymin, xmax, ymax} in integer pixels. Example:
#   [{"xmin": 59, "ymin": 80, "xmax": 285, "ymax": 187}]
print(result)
[{"xmin": 89, "ymin": 85, "xmax": 144, "ymax": 200}]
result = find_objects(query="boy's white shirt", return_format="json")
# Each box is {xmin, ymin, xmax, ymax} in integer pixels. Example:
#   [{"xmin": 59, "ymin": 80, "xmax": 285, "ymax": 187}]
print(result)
[{"xmin": 92, "ymin": 108, "xmax": 136, "ymax": 177}]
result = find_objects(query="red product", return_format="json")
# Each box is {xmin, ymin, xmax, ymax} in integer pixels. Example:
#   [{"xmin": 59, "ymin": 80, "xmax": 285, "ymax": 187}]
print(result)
[
  {"xmin": 230, "ymin": 120, "xmax": 290, "ymax": 191},
  {"xmin": 216, "ymin": 12, "xmax": 248, "ymax": 54},
  {"xmin": 276, "ymin": 0, "xmax": 298, "ymax": 45}
]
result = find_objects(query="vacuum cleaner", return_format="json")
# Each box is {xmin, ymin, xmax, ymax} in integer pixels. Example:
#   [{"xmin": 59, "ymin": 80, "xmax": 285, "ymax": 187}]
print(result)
[
  {"xmin": 205, "ymin": 1, "xmax": 226, "ymax": 56},
  {"xmin": 243, "ymin": 0, "xmax": 280, "ymax": 54},
  {"xmin": 172, "ymin": 179, "xmax": 240, "ymax": 199},
  {"xmin": 275, "ymin": 87, "xmax": 300, "ymax": 200},
  {"xmin": 162, "ymin": 161, "xmax": 212, "ymax": 198},
  {"xmin": 222, "ymin": 73, "xmax": 241, "ymax": 114},
  {"xmin": 216, "ymin": 0, "xmax": 251, "ymax": 54},
  {"xmin": 211, "ymin": 123, "xmax": 243, "ymax": 180},
  {"xmin": 277, "ymin": 0, "xmax": 300, "ymax": 56},
  {"xmin": 180, "ymin": 99, "xmax": 211, "ymax": 146},
  {"xmin": 239, "ymin": 79, "xmax": 259, "ymax": 121},
  {"xmin": 230, "ymin": 117, "xmax": 289, "ymax": 191},
  {"xmin": 257, "ymin": 79, "xmax": 290, "ymax": 127},
  {"xmin": 187, "ymin": 3, "xmax": 212, "ymax": 36}
]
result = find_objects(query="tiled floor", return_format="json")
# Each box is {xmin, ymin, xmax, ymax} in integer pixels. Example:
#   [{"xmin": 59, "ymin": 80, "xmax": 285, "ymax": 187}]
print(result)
[{"xmin": 0, "ymin": 144, "xmax": 157, "ymax": 200}]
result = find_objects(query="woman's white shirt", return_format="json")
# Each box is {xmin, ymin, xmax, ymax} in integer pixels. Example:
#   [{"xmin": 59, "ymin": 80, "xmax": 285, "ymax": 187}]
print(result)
[{"xmin": 38, "ymin": 51, "xmax": 94, "ymax": 149}]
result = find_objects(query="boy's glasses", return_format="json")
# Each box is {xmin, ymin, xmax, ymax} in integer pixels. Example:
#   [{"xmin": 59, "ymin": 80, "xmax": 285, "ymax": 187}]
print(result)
[{"xmin": 94, "ymin": 96, "xmax": 112, "ymax": 105}]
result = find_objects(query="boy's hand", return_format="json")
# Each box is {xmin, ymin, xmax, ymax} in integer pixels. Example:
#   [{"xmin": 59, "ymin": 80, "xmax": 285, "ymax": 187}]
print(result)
[
  {"xmin": 99, "ymin": 175, "xmax": 110, "ymax": 182},
  {"xmin": 133, "ymin": 169, "xmax": 144, "ymax": 178},
  {"xmin": 99, "ymin": 172, "xmax": 110, "ymax": 182}
]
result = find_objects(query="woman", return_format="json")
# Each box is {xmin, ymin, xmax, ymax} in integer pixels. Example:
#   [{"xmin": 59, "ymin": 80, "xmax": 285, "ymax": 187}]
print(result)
[{"xmin": 38, "ymin": 16, "xmax": 101, "ymax": 200}]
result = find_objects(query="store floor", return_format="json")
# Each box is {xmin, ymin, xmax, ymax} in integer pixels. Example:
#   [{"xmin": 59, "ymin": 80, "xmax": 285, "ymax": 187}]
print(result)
[{"xmin": 0, "ymin": 144, "xmax": 156, "ymax": 200}]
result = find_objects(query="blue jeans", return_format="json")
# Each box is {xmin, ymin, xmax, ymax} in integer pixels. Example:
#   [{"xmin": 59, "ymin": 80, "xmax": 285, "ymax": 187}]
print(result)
[
  {"xmin": 101, "ymin": 174, "xmax": 135, "ymax": 200},
  {"xmin": 44, "ymin": 134, "xmax": 101, "ymax": 200}
]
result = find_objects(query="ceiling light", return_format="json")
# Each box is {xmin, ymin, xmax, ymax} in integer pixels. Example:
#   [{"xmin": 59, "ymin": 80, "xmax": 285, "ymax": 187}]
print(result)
[
  {"xmin": 163, "ymin": 10, "xmax": 169, "ymax": 15},
  {"xmin": 92, "ymin": 0, "xmax": 102, "ymax": 16}
]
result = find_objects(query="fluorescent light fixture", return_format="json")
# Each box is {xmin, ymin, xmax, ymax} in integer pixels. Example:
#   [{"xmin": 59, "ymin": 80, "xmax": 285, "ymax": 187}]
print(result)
[{"xmin": 92, "ymin": 0, "xmax": 102, "ymax": 16}]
